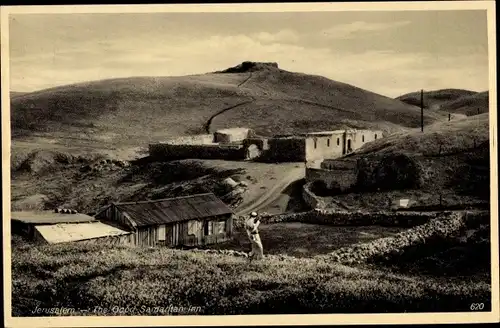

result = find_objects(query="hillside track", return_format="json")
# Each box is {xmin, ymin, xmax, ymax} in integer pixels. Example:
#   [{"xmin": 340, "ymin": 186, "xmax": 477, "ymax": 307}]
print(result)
[
  {"xmin": 204, "ymin": 98, "xmax": 255, "ymax": 133},
  {"xmin": 205, "ymin": 73, "xmax": 256, "ymax": 133},
  {"xmin": 237, "ymin": 72, "xmax": 253, "ymax": 87},
  {"xmin": 235, "ymin": 166, "xmax": 305, "ymax": 216}
]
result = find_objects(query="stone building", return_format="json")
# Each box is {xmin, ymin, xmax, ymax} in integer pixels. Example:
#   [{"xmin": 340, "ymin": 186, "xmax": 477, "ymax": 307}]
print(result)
[
  {"xmin": 267, "ymin": 129, "xmax": 383, "ymax": 162},
  {"xmin": 214, "ymin": 127, "xmax": 253, "ymax": 143},
  {"xmin": 305, "ymin": 129, "xmax": 382, "ymax": 161}
]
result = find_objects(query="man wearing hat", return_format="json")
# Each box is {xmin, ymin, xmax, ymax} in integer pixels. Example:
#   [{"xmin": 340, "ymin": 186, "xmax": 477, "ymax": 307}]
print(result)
[{"xmin": 245, "ymin": 211, "xmax": 264, "ymax": 260}]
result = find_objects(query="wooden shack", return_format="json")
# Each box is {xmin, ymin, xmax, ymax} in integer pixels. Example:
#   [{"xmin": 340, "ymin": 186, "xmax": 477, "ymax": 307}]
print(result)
[{"xmin": 95, "ymin": 193, "xmax": 234, "ymax": 247}]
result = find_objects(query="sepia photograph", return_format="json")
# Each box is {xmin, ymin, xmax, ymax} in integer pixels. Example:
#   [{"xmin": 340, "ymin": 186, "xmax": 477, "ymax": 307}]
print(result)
[{"xmin": 1, "ymin": 1, "xmax": 498, "ymax": 327}]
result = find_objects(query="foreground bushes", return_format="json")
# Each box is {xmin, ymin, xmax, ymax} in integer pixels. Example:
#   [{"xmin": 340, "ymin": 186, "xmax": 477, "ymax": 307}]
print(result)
[{"xmin": 12, "ymin": 236, "xmax": 491, "ymax": 316}]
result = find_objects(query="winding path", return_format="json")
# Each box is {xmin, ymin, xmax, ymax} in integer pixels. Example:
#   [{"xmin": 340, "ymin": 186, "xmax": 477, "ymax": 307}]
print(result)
[
  {"xmin": 235, "ymin": 167, "xmax": 305, "ymax": 216},
  {"xmin": 204, "ymin": 73, "xmax": 256, "ymax": 133},
  {"xmin": 204, "ymin": 99, "xmax": 255, "ymax": 133}
]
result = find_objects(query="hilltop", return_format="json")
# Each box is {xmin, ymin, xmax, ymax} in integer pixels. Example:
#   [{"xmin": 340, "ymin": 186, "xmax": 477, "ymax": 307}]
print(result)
[
  {"xmin": 11, "ymin": 61, "xmax": 447, "ymax": 150},
  {"xmin": 396, "ymin": 89, "xmax": 478, "ymax": 109}
]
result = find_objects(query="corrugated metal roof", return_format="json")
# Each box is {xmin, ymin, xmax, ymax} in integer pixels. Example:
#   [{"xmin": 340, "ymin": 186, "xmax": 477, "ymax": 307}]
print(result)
[
  {"xmin": 114, "ymin": 193, "xmax": 233, "ymax": 227},
  {"xmin": 11, "ymin": 211, "xmax": 96, "ymax": 224},
  {"xmin": 35, "ymin": 221, "xmax": 131, "ymax": 244}
]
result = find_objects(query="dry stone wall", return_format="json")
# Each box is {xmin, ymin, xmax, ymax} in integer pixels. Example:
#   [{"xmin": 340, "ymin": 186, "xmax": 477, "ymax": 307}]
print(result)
[
  {"xmin": 305, "ymin": 152, "xmax": 423, "ymax": 193},
  {"xmin": 302, "ymin": 182, "xmax": 328, "ymax": 209},
  {"xmin": 263, "ymin": 209, "xmax": 440, "ymax": 227},
  {"xmin": 164, "ymin": 134, "xmax": 215, "ymax": 145},
  {"xmin": 189, "ymin": 248, "xmax": 249, "ymax": 257},
  {"xmin": 318, "ymin": 210, "xmax": 489, "ymax": 264},
  {"xmin": 306, "ymin": 167, "xmax": 357, "ymax": 191},
  {"xmin": 266, "ymin": 137, "xmax": 306, "ymax": 162},
  {"xmin": 149, "ymin": 143, "xmax": 246, "ymax": 161}
]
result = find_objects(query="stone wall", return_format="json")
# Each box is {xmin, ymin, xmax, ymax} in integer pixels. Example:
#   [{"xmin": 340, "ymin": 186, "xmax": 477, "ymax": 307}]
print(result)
[
  {"xmin": 345, "ymin": 129, "xmax": 383, "ymax": 153},
  {"xmin": 163, "ymin": 134, "xmax": 215, "ymax": 145},
  {"xmin": 305, "ymin": 132, "xmax": 344, "ymax": 161},
  {"xmin": 266, "ymin": 137, "xmax": 306, "ymax": 162},
  {"xmin": 305, "ymin": 167, "xmax": 357, "ymax": 191},
  {"xmin": 214, "ymin": 128, "xmax": 252, "ymax": 143},
  {"xmin": 263, "ymin": 209, "xmax": 440, "ymax": 227},
  {"xmin": 149, "ymin": 143, "xmax": 246, "ymax": 161},
  {"xmin": 242, "ymin": 137, "xmax": 268, "ymax": 151},
  {"xmin": 318, "ymin": 210, "xmax": 489, "ymax": 264},
  {"xmin": 302, "ymin": 182, "xmax": 328, "ymax": 209}
]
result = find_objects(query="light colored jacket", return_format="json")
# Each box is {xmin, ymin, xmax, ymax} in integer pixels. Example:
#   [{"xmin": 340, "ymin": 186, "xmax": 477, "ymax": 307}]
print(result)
[{"xmin": 245, "ymin": 217, "xmax": 264, "ymax": 260}]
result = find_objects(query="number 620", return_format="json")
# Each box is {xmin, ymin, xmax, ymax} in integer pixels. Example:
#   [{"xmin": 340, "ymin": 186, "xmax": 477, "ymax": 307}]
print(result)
[{"xmin": 470, "ymin": 303, "xmax": 485, "ymax": 310}]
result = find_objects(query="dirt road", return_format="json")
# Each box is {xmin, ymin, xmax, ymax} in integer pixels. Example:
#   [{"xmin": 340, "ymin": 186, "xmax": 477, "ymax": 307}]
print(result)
[{"xmin": 235, "ymin": 166, "xmax": 305, "ymax": 216}]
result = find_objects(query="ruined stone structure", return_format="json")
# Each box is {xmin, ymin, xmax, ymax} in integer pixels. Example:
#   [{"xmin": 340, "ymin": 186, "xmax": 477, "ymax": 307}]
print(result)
[
  {"xmin": 214, "ymin": 128, "xmax": 253, "ymax": 143},
  {"xmin": 266, "ymin": 136, "xmax": 306, "ymax": 162},
  {"xmin": 149, "ymin": 127, "xmax": 383, "ymax": 163},
  {"xmin": 306, "ymin": 159, "xmax": 358, "ymax": 191},
  {"xmin": 149, "ymin": 127, "xmax": 266, "ymax": 161}
]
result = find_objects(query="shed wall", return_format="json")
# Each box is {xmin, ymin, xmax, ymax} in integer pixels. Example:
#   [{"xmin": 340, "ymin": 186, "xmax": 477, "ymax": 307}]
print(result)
[{"xmin": 99, "ymin": 207, "xmax": 233, "ymax": 247}]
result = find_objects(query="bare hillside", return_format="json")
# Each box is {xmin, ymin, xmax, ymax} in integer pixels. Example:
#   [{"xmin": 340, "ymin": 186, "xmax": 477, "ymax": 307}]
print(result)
[
  {"xmin": 11, "ymin": 61, "xmax": 447, "ymax": 148},
  {"xmin": 396, "ymin": 89, "xmax": 478, "ymax": 109},
  {"xmin": 10, "ymin": 91, "xmax": 27, "ymax": 99},
  {"xmin": 439, "ymin": 91, "xmax": 489, "ymax": 116}
]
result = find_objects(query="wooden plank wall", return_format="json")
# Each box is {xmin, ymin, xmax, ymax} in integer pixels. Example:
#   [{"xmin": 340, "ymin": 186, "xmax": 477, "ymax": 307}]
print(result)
[
  {"xmin": 97, "ymin": 211, "xmax": 234, "ymax": 248},
  {"xmin": 96, "ymin": 205, "xmax": 134, "ymax": 231}
]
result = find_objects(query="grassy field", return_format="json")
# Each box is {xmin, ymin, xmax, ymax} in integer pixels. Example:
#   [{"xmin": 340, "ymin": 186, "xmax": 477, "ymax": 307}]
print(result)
[
  {"xmin": 209, "ymin": 222, "xmax": 406, "ymax": 257},
  {"xmin": 11, "ymin": 236, "xmax": 491, "ymax": 316}
]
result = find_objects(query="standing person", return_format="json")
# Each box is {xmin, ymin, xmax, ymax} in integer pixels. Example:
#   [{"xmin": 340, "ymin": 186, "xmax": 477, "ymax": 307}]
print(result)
[{"xmin": 245, "ymin": 212, "xmax": 264, "ymax": 261}]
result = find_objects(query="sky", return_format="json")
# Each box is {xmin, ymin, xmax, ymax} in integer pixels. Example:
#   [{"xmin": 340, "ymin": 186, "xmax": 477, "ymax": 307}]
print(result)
[{"xmin": 9, "ymin": 10, "xmax": 490, "ymax": 97}]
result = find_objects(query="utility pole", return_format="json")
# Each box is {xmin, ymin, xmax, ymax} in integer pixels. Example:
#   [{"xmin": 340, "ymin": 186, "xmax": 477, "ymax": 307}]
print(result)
[{"xmin": 420, "ymin": 89, "xmax": 424, "ymax": 132}]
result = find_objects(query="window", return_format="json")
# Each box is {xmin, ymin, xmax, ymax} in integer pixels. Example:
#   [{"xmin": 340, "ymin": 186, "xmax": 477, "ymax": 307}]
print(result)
[
  {"xmin": 362, "ymin": 135, "xmax": 365, "ymax": 142},
  {"xmin": 204, "ymin": 221, "xmax": 213, "ymax": 235},
  {"xmin": 217, "ymin": 221, "xmax": 226, "ymax": 234},
  {"xmin": 158, "ymin": 225, "xmax": 166, "ymax": 241},
  {"xmin": 337, "ymin": 138, "xmax": 340, "ymax": 146},
  {"xmin": 375, "ymin": 134, "xmax": 378, "ymax": 140},
  {"xmin": 313, "ymin": 138, "xmax": 317, "ymax": 149},
  {"xmin": 188, "ymin": 221, "xmax": 200, "ymax": 235},
  {"xmin": 327, "ymin": 139, "xmax": 330, "ymax": 147}
]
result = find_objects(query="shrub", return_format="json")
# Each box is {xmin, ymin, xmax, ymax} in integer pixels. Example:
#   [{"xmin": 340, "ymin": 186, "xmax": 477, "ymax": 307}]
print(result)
[{"xmin": 356, "ymin": 153, "xmax": 423, "ymax": 191}]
